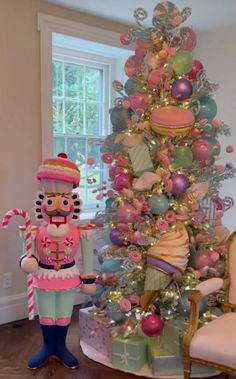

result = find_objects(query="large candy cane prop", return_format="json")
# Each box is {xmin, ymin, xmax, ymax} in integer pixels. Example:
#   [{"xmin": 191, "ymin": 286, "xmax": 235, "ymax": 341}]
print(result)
[{"xmin": 2, "ymin": 209, "xmax": 35, "ymax": 320}]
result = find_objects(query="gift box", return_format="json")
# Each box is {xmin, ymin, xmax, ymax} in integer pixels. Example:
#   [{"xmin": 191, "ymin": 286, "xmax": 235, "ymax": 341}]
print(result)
[
  {"xmin": 79, "ymin": 307, "xmax": 114, "ymax": 359},
  {"xmin": 112, "ymin": 335, "xmax": 147, "ymax": 372},
  {"xmin": 162, "ymin": 318, "xmax": 188, "ymax": 355},
  {"xmin": 147, "ymin": 338, "xmax": 183, "ymax": 375}
]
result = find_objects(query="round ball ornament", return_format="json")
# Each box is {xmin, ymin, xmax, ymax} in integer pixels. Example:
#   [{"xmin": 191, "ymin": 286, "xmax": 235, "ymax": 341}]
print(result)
[
  {"xmin": 171, "ymin": 79, "xmax": 193, "ymax": 101},
  {"xmin": 105, "ymin": 197, "xmax": 115, "ymax": 209},
  {"xmin": 172, "ymin": 50, "xmax": 194, "ymax": 76},
  {"xmin": 148, "ymin": 194, "xmax": 169, "ymax": 215},
  {"xmin": 129, "ymin": 92, "xmax": 148, "ymax": 115},
  {"xmin": 171, "ymin": 174, "xmax": 190, "ymax": 196},
  {"xmin": 178, "ymin": 290, "xmax": 207, "ymax": 318},
  {"xmin": 117, "ymin": 203, "xmax": 139, "ymax": 223},
  {"xmin": 187, "ymin": 59, "xmax": 204, "ymax": 81},
  {"xmin": 173, "ymin": 146, "xmax": 193, "ymax": 168},
  {"xmin": 204, "ymin": 136, "xmax": 221, "ymax": 158},
  {"xmin": 194, "ymin": 250, "xmax": 214, "ymax": 270},
  {"xmin": 113, "ymin": 173, "xmax": 132, "ymax": 192},
  {"xmin": 106, "ymin": 301, "xmax": 125, "ymax": 322},
  {"xmin": 101, "ymin": 259, "xmax": 124, "ymax": 273},
  {"xmin": 109, "ymin": 228, "xmax": 125, "ymax": 246},
  {"xmin": 179, "ymin": 27, "xmax": 197, "ymax": 51},
  {"xmin": 124, "ymin": 56, "xmax": 139, "ymax": 78},
  {"xmin": 124, "ymin": 77, "xmax": 139, "ymax": 95},
  {"xmin": 198, "ymin": 95, "xmax": 217, "ymax": 121},
  {"xmin": 141, "ymin": 314, "xmax": 164, "ymax": 337},
  {"xmin": 191, "ymin": 139, "xmax": 212, "ymax": 162}
]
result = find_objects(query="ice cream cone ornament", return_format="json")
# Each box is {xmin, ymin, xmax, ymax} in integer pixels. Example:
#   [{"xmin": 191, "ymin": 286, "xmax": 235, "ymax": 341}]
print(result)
[{"xmin": 34, "ymin": 153, "xmax": 81, "ymax": 226}]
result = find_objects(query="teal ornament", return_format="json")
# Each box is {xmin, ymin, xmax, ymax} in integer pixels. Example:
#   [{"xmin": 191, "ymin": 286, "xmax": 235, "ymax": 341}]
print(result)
[
  {"xmin": 101, "ymin": 229, "xmax": 111, "ymax": 244},
  {"xmin": 198, "ymin": 96, "xmax": 217, "ymax": 121},
  {"xmin": 209, "ymin": 137, "xmax": 221, "ymax": 157},
  {"xmin": 106, "ymin": 301, "xmax": 125, "ymax": 322},
  {"xmin": 172, "ymin": 50, "xmax": 194, "ymax": 76},
  {"xmin": 105, "ymin": 197, "xmax": 115, "ymax": 208},
  {"xmin": 177, "ymin": 290, "xmax": 207, "ymax": 318},
  {"xmin": 148, "ymin": 194, "xmax": 169, "ymax": 215},
  {"xmin": 101, "ymin": 259, "xmax": 124, "ymax": 273},
  {"xmin": 173, "ymin": 146, "xmax": 193, "ymax": 168},
  {"xmin": 124, "ymin": 77, "xmax": 139, "ymax": 95}
]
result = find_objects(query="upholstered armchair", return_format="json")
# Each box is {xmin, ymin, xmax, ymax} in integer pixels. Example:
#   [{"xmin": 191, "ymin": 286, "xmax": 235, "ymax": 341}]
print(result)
[{"xmin": 182, "ymin": 231, "xmax": 236, "ymax": 378}]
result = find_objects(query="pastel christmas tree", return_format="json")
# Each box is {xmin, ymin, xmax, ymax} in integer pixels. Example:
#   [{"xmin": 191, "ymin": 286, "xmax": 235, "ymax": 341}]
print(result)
[{"xmin": 91, "ymin": 1, "xmax": 235, "ymax": 340}]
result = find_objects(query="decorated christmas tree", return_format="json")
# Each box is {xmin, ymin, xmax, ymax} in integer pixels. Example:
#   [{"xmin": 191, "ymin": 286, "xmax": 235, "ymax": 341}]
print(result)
[{"xmin": 80, "ymin": 1, "xmax": 235, "ymax": 375}]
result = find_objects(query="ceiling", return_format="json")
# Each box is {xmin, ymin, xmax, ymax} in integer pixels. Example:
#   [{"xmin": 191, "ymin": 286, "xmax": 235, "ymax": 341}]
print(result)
[{"xmin": 41, "ymin": 0, "xmax": 236, "ymax": 31}]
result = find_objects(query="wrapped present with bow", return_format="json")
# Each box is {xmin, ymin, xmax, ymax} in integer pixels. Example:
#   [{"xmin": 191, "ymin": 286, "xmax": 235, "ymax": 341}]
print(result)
[
  {"xmin": 79, "ymin": 307, "xmax": 118, "ymax": 359},
  {"xmin": 112, "ymin": 335, "xmax": 147, "ymax": 372}
]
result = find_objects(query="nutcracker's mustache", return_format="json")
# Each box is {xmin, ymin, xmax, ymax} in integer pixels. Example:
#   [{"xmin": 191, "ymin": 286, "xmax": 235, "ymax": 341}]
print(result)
[{"xmin": 45, "ymin": 210, "xmax": 71, "ymax": 216}]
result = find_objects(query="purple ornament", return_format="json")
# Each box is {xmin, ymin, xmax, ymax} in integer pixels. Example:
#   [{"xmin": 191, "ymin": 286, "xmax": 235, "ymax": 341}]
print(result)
[
  {"xmin": 171, "ymin": 174, "xmax": 190, "ymax": 196},
  {"xmin": 109, "ymin": 228, "xmax": 125, "ymax": 246},
  {"xmin": 171, "ymin": 79, "xmax": 193, "ymax": 101}
]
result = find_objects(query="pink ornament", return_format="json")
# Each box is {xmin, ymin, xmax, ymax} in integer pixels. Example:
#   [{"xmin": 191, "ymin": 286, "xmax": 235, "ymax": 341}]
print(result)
[
  {"xmin": 164, "ymin": 210, "xmax": 176, "ymax": 223},
  {"xmin": 128, "ymin": 294, "xmax": 140, "ymax": 305},
  {"xmin": 187, "ymin": 59, "xmax": 204, "ymax": 81},
  {"xmin": 210, "ymin": 251, "xmax": 220, "ymax": 263},
  {"xmin": 117, "ymin": 203, "xmax": 139, "ymax": 223},
  {"xmin": 226, "ymin": 145, "xmax": 234, "ymax": 153},
  {"xmin": 96, "ymin": 193, "xmax": 103, "ymax": 200},
  {"xmin": 192, "ymin": 139, "xmax": 212, "ymax": 161},
  {"xmin": 211, "ymin": 118, "xmax": 222, "ymax": 128},
  {"xmin": 87, "ymin": 158, "xmax": 95, "ymax": 166},
  {"xmin": 122, "ymin": 100, "xmax": 131, "ymax": 109},
  {"xmin": 179, "ymin": 27, "xmax": 197, "ymax": 51},
  {"xmin": 119, "ymin": 298, "xmax": 132, "ymax": 312},
  {"xmin": 128, "ymin": 251, "xmax": 142, "ymax": 263},
  {"xmin": 194, "ymin": 251, "xmax": 214, "ymax": 270},
  {"xmin": 113, "ymin": 174, "xmax": 132, "ymax": 192},
  {"xmin": 156, "ymin": 219, "xmax": 169, "ymax": 232},
  {"xmin": 101, "ymin": 152, "xmax": 114, "ymax": 164},
  {"xmin": 115, "ymin": 154, "xmax": 130, "ymax": 167},
  {"xmin": 141, "ymin": 314, "xmax": 164, "ymax": 337},
  {"xmin": 129, "ymin": 92, "xmax": 148, "ymax": 114},
  {"xmin": 124, "ymin": 56, "xmax": 139, "ymax": 78},
  {"xmin": 120, "ymin": 33, "xmax": 131, "ymax": 46},
  {"xmin": 148, "ymin": 69, "xmax": 164, "ymax": 89}
]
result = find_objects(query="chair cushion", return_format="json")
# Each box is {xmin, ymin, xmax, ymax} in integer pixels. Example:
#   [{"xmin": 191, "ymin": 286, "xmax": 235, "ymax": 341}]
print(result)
[{"xmin": 190, "ymin": 312, "xmax": 236, "ymax": 369}]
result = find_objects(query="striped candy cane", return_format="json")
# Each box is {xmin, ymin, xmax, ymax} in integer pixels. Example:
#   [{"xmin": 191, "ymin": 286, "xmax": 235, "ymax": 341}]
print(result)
[{"xmin": 2, "ymin": 209, "xmax": 35, "ymax": 320}]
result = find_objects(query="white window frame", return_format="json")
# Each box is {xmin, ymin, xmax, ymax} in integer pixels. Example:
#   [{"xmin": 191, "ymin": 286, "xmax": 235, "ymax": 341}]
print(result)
[
  {"xmin": 52, "ymin": 47, "xmax": 113, "ymax": 211},
  {"xmin": 37, "ymin": 13, "xmax": 131, "ymax": 160},
  {"xmin": 37, "ymin": 13, "xmax": 132, "ymax": 217}
]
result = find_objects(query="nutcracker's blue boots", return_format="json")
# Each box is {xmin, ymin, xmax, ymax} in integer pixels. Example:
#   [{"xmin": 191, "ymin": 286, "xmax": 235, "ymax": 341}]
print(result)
[
  {"xmin": 55, "ymin": 325, "xmax": 79, "ymax": 369},
  {"xmin": 28, "ymin": 324, "xmax": 55, "ymax": 369}
]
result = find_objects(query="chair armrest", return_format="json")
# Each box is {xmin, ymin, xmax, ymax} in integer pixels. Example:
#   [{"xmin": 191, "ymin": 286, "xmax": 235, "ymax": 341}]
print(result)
[
  {"xmin": 183, "ymin": 278, "xmax": 224, "ymax": 355},
  {"xmin": 195, "ymin": 277, "xmax": 224, "ymax": 296}
]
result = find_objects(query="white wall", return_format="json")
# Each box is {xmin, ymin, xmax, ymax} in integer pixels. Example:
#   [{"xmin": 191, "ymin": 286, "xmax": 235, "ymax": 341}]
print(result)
[
  {"xmin": 0, "ymin": 0, "xmax": 236, "ymax": 324},
  {"xmin": 0, "ymin": 0, "xmax": 127, "ymax": 324},
  {"xmin": 195, "ymin": 25, "xmax": 236, "ymax": 231}
]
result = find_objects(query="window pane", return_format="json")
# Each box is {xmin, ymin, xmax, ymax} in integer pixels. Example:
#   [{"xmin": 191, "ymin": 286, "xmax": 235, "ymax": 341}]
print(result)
[
  {"xmin": 53, "ymin": 99, "xmax": 63, "ymax": 132},
  {"xmin": 65, "ymin": 101, "xmax": 83, "ymax": 134},
  {"xmin": 85, "ymin": 68, "xmax": 101, "ymax": 101},
  {"xmin": 53, "ymin": 60, "xmax": 63, "ymax": 97},
  {"xmin": 65, "ymin": 64, "xmax": 83, "ymax": 98},
  {"xmin": 86, "ymin": 103, "xmax": 100, "ymax": 135},
  {"xmin": 67, "ymin": 137, "xmax": 86, "ymax": 204},
  {"xmin": 53, "ymin": 136, "xmax": 65, "ymax": 156}
]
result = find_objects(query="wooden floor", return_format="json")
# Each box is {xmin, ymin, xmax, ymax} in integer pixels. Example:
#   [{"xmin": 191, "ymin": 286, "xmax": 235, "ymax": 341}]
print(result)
[{"xmin": 0, "ymin": 305, "xmax": 232, "ymax": 379}]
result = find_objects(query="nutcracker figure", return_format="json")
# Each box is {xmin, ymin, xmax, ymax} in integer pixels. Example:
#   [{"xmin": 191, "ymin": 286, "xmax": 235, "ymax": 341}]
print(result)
[{"xmin": 2, "ymin": 153, "xmax": 96, "ymax": 369}]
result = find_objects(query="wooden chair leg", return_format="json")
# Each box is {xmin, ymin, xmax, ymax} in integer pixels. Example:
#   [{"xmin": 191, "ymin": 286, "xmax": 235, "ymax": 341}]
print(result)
[{"xmin": 183, "ymin": 359, "xmax": 191, "ymax": 379}]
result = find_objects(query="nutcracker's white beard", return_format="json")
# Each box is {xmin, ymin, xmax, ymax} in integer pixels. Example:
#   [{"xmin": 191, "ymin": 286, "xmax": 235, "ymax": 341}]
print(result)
[{"xmin": 47, "ymin": 223, "xmax": 69, "ymax": 237}]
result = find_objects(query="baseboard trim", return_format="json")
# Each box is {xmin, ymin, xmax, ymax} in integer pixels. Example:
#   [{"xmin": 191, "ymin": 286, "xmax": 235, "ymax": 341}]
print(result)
[
  {"xmin": 0, "ymin": 291, "xmax": 89, "ymax": 325},
  {"xmin": 0, "ymin": 292, "xmax": 28, "ymax": 325}
]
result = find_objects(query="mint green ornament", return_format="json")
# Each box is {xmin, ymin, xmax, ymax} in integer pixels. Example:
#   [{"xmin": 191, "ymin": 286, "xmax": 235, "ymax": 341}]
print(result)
[
  {"xmin": 173, "ymin": 50, "xmax": 194, "ymax": 76},
  {"xmin": 173, "ymin": 146, "xmax": 193, "ymax": 168}
]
